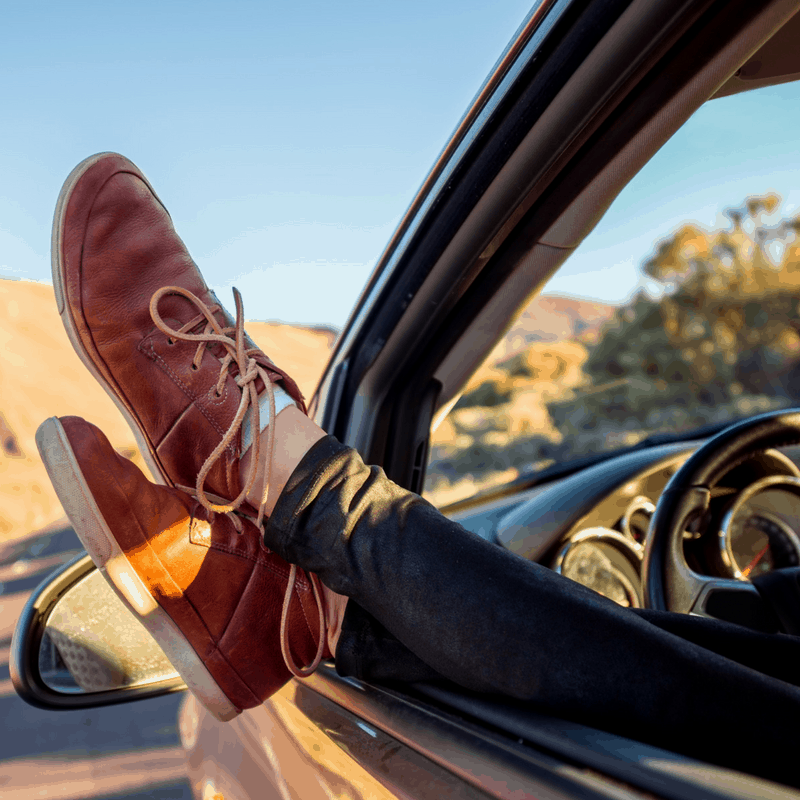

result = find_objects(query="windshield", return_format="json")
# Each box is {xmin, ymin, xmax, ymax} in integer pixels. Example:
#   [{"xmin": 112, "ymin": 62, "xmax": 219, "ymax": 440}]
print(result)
[{"xmin": 424, "ymin": 80, "xmax": 800, "ymax": 508}]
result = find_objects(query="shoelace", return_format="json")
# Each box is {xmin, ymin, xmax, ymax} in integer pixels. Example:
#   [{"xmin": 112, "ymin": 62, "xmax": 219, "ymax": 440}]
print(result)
[{"xmin": 150, "ymin": 285, "xmax": 327, "ymax": 678}]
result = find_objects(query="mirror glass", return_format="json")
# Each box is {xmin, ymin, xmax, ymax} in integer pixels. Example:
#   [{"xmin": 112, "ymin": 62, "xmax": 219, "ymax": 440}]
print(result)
[{"xmin": 39, "ymin": 568, "xmax": 180, "ymax": 693}]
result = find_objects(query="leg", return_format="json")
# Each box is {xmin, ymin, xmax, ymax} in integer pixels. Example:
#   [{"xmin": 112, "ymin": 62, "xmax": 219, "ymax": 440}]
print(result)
[{"xmin": 263, "ymin": 434, "xmax": 800, "ymax": 787}]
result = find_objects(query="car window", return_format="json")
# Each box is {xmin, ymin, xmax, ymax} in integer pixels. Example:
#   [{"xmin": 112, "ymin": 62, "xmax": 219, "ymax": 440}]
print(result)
[{"xmin": 424, "ymin": 80, "xmax": 800, "ymax": 508}]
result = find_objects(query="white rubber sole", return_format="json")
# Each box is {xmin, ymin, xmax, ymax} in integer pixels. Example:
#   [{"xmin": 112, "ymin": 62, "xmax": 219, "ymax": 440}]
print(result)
[
  {"xmin": 36, "ymin": 416, "xmax": 239, "ymax": 721},
  {"xmin": 51, "ymin": 153, "xmax": 173, "ymax": 491}
]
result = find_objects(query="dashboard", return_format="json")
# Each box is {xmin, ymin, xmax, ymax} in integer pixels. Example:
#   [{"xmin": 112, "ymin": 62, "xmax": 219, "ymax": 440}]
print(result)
[{"xmin": 449, "ymin": 440, "xmax": 800, "ymax": 611}]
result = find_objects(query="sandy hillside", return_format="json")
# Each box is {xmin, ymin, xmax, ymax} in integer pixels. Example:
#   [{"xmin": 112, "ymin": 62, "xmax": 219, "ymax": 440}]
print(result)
[
  {"xmin": 1, "ymin": 278, "xmax": 612, "ymax": 538},
  {"xmin": 0, "ymin": 278, "xmax": 336, "ymax": 542}
]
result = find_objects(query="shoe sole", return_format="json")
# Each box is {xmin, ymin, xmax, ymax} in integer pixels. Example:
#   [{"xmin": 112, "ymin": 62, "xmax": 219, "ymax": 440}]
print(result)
[
  {"xmin": 51, "ymin": 153, "xmax": 176, "ymax": 492},
  {"xmin": 36, "ymin": 416, "xmax": 239, "ymax": 722}
]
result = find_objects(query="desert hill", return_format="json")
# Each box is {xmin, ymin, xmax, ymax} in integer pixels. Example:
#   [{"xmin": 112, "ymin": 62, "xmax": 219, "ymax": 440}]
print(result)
[
  {"xmin": 495, "ymin": 295, "xmax": 614, "ymax": 357},
  {"xmin": 0, "ymin": 279, "xmax": 337, "ymax": 541}
]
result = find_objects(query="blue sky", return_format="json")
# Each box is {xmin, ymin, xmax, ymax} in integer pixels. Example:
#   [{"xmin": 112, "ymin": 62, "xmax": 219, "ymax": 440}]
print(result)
[
  {"xmin": 547, "ymin": 82, "xmax": 800, "ymax": 303},
  {"xmin": 2, "ymin": 1, "xmax": 800, "ymax": 326}
]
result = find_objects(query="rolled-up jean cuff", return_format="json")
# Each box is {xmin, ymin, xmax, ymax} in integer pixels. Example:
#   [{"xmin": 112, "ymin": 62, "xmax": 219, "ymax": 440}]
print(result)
[
  {"xmin": 263, "ymin": 434, "xmax": 443, "ymax": 683},
  {"xmin": 263, "ymin": 434, "xmax": 349, "ymax": 562}
]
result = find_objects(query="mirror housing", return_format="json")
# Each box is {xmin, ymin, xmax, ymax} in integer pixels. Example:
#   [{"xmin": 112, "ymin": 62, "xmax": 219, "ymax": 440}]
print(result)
[{"xmin": 11, "ymin": 553, "xmax": 186, "ymax": 710}]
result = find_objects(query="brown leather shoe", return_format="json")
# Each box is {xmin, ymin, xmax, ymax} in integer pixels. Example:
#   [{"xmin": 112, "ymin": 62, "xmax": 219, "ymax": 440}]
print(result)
[
  {"xmin": 36, "ymin": 415, "xmax": 329, "ymax": 720},
  {"xmin": 52, "ymin": 152, "xmax": 306, "ymax": 519}
]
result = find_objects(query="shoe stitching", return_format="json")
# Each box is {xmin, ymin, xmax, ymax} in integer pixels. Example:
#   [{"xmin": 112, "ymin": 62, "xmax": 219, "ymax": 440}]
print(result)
[
  {"xmin": 204, "ymin": 641, "xmax": 261, "ymax": 710},
  {"xmin": 190, "ymin": 553, "xmax": 309, "ymax": 707},
  {"xmin": 199, "ymin": 522, "xmax": 310, "ymax": 589},
  {"xmin": 67, "ymin": 162, "xmax": 319, "ymax": 688},
  {"xmin": 69, "ymin": 169, "xmax": 241, "ymax": 650},
  {"xmin": 149, "ymin": 286, "xmax": 280, "ymax": 528},
  {"xmin": 205, "ymin": 375, "xmax": 230, "ymax": 407},
  {"xmin": 148, "ymin": 283, "xmax": 325, "ymax": 678},
  {"xmin": 207, "ymin": 551, "xmax": 259, "ymax": 653},
  {"xmin": 145, "ymin": 317, "xmax": 242, "ymax": 414},
  {"xmin": 149, "ymin": 286, "xmax": 328, "ymax": 679},
  {"xmin": 211, "ymin": 566, "xmax": 292, "ymax": 707},
  {"xmin": 96, "ymin": 467, "xmax": 273, "ymax": 711},
  {"xmin": 142, "ymin": 339, "xmax": 234, "ymax": 449},
  {"xmin": 66, "ymin": 166, "xmax": 194, "ymax": 491},
  {"xmin": 208, "ymin": 539, "xmax": 309, "ymax": 587}
]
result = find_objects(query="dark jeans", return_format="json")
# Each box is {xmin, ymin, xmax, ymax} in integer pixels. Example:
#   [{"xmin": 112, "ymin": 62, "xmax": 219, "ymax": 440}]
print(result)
[{"xmin": 265, "ymin": 436, "xmax": 800, "ymax": 787}]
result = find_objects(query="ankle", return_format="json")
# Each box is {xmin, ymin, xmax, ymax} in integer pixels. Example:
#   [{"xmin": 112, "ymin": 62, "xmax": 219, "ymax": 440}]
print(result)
[
  {"xmin": 239, "ymin": 404, "xmax": 327, "ymax": 517},
  {"xmin": 322, "ymin": 584, "xmax": 348, "ymax": 656}
]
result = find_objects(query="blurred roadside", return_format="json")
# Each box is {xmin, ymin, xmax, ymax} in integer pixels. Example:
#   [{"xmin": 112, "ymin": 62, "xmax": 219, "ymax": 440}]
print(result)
[{"xmin": 425, "ymin": 195, "xmax": 800, "ymax": 507}]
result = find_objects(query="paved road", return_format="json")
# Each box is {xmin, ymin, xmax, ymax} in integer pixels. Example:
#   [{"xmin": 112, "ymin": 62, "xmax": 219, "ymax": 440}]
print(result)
[{"xmin": 0, "ymin": 523, "xmax": 194, "ymax": 800}]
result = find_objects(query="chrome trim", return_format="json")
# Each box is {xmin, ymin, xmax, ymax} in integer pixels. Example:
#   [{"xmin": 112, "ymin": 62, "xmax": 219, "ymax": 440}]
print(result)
[
  {"xmin": 552, "ymin": 528, "xmax": 643, "ymax": 608},
  {"xmin": 553, "ymin": 528, "xmax": 643, "ymax": 566},
  {"xmin": 291, "ymin": 684, "xmax": 501, "ymax": 799},
  {"xmin": 303, "ymin": 667, "xmax": 738, "ymax": 800},
  {"xmin": 621, "ymin": 496, "xmax": 655, "ymax": 548},
  {"xmin": 301, "ymin": 666, "xmax": 593, "ymax": 800},
  {"xmin": 717, "ymin": 475, "xmax": 800, "ymax": 580},
  {"xmin": 312, "ymin": 0, "xmax": 572, "ymax": 408}
]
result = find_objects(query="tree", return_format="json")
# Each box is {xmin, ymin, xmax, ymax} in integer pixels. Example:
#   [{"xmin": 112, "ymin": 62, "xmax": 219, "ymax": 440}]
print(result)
[{"xmin": 552, "ymin": 194, "xmax": 800, "ymax": 452}]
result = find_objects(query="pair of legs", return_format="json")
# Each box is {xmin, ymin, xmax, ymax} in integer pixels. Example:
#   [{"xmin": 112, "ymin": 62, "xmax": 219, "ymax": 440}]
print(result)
[{"xmin": 41, "ymin": 153, "xmax": 800, "ymax": 790}]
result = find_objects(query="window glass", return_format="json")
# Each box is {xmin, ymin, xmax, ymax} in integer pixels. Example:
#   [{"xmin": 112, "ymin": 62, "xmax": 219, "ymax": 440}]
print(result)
[{"xmin": 424, "ymin": 81, "xmax": 800, "ymax": 508}]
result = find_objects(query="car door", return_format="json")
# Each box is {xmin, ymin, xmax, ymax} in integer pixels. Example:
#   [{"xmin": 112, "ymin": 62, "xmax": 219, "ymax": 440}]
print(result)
[{"xmin": 179, "ymin": 0, "xmax": 800, "ymax": 798}]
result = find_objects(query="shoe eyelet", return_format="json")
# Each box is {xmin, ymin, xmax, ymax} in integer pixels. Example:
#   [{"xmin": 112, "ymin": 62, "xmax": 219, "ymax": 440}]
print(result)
[
  {"xmin": 167, "ymin": 338, "xmax": 175, "ymax": 346},
  {"xmin": 191, "ymin": 364, "xmax": 199, "ymax": 371}
]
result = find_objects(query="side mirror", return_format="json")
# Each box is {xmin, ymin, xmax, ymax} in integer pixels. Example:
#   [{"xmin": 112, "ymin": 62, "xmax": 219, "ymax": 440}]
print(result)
[{"xmin": 11, "ymin": 553, "xmax": 186, "ymax": 710}]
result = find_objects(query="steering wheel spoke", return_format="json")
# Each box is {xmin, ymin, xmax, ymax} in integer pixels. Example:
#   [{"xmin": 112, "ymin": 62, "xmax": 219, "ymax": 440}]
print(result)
[
  {"xmin": 685, "ymin": 575, "xmax": 760, "ymax": 616},
  {"xmin": 690, "ymin": 576, "xmax": 781, "ymax": 632},
  {"xmin": 645, "ymin": 409, "xmax": 800, "ymax": 627}
]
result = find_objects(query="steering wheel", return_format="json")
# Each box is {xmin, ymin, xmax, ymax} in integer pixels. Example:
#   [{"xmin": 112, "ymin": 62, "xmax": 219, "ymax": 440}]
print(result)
[{"xmin": 643, "ymin": 409, "xmax": 800, "ymax": 616}]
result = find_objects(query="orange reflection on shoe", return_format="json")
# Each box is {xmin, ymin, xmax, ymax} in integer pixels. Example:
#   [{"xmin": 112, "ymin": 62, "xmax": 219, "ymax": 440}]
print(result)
[
  {"xmin": 104, "ymin": 554, "xmax": 158, "ymax": 615},
  {"xmin": 107, "ymin": 511, "xmax": 210, "ymax": 607}
]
